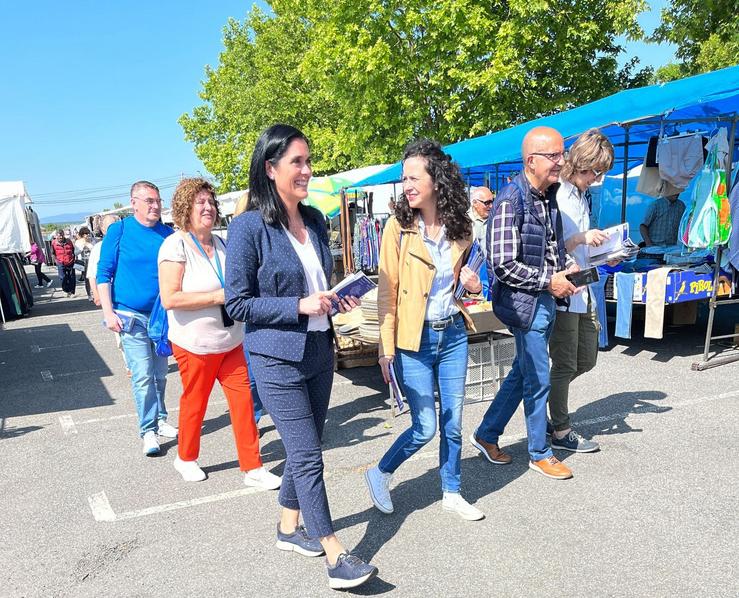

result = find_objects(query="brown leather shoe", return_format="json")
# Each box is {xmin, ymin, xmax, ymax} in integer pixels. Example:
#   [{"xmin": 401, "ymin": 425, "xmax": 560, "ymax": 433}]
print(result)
[
  {"xmin": 529, "ymin": 456, "xmax": 573, "ymax": 480},
  {"xmin": 470, "ymin": 433, "xmax": 512, "ymax": 465}
]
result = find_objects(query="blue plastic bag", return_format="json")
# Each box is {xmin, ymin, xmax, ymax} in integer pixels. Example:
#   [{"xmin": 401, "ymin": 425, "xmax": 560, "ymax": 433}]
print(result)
[{"xmin": 147, "ymin": 295, "xmax": 173, "ymax": 357}]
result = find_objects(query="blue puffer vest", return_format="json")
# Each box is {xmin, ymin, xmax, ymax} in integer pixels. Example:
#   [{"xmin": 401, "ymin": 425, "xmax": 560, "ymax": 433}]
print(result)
[{"xmin": 486, "ymin": 173, "xmax": 568, "ymax": 330}]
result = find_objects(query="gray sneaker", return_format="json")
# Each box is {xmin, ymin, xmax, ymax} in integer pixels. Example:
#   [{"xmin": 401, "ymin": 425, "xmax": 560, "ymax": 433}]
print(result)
[{"xmin": 551, "ymin": 430, "xmax": 599, "ymax": 453}]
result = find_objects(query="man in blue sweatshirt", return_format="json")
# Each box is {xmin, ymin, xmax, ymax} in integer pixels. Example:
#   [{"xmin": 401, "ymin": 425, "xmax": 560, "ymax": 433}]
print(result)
[{"xmin": 97, "ymin": 181, "xmax": 176, "ymax": 456}]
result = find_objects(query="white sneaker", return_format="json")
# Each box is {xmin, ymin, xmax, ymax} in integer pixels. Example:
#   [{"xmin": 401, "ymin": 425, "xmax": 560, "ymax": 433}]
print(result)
[
  {"xmin": 364, "ymin": 466, "xmax": 393, "ymax": 514},
  {"xmin": 174, "ymin": 456, "xmax": 206, "ymax": 482},
  {"xmin": 243, "ymin": 467, "xmax": 282, "ymax": 490},
  {"xmin": 34, "ymin": 284, "xmax": 44, "ymax": 289},
  {"xmin": 142, "ymin": 431, "xmax": 160, "ymax": 456},
  {"xmin": 46, "ymin": 280, "xmax": 54, "ymax": 288},
  {"xmin": 442, "ymin": 492, "xmax": 484, "ymax": 521},
  {"xmin": 157, "ymin": 420, "xmax": 178, "ymax": 438}
]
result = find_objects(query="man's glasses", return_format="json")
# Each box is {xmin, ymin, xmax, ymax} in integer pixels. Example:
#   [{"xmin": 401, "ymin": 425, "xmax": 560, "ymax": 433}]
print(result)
[
  {"xmin": 474, "ymin": 199, "xmax": 494, "ymax": 207},
  {"xmin": 531, "ymin": 151, "xmax": 567, "ymax": 163},
  {"xmin": 133, "ymin": 196, "xmax": 161, "ymax": 205}
]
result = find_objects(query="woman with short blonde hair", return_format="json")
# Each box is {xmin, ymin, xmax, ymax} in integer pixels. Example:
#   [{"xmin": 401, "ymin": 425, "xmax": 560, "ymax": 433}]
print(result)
[
  {"xmin": 158, "ymin": 177, "xmax": 280, "ymax": 489},
  {"xmin": 548, "ymin": 129, "xmax": 614, "ymax": 454}
]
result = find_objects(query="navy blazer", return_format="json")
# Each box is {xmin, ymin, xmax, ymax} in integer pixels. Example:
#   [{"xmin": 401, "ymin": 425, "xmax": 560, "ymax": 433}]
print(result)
[{"xmin": 225, "ymin": 203, "xmax": 334, "ymax": 362}]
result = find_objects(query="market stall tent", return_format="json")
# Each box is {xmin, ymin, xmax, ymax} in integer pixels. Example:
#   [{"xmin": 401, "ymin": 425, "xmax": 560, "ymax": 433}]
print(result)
[
  {"xmin": 0, "ymin": 181, "xmax": 32, "ymax": 254},
  {"xmin": 354, "ymin": 65, "xmax": 739, "ymax": 188}
]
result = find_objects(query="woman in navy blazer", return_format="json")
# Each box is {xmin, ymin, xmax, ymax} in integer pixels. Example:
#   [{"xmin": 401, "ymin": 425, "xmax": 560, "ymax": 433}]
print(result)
[{"xmin": 225, "ymin": 124, "xmax": 377, "ymax": 590}]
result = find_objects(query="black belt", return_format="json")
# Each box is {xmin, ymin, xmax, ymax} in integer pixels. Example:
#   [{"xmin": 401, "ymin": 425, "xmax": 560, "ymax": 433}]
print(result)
[{"xmin": 426, "ymin": 314, "xmax": 457, "ymax": 331}]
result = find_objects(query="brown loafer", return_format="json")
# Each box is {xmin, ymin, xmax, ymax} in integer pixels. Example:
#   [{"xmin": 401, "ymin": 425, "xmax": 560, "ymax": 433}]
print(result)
[
  {"xmin": 470, "ymin": 433, "xmax": 512, "ymax": 465},
  {"xmin": 528, "ymin": 456, "xmax": 573, "ymax": 480}
]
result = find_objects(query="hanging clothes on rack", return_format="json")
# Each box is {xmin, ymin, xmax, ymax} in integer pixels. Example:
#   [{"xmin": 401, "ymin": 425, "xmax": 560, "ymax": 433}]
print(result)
[
  {"xmin": 0, "ymin": 253, "xmax": 33, "ymax": 321},
  {"xmin": 352, "ymin": 215, "xmax": 382, "ymax": 272}
]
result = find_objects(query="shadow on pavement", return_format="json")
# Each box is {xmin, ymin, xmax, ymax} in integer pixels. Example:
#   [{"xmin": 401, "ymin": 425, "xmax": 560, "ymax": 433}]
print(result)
[
  {"xmin": 0, "ymin": 323, "xmax": 114, "ymax": 437},
  {"xmin": 574, "ymin": 390, "xmax": 670, "ymax": 436}
]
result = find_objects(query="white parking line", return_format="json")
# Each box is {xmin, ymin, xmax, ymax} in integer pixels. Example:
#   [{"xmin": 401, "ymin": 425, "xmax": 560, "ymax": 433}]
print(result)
[
  {"xmin": 71, "ymin": 399, "xmax": 228, "ymax": 427},
  {"xmin": 40, "ymin": 370, "xmax": 53, "ymax": 381},
  {"xmin": 85, "ymin": 389, "xmax": 738, "ymax": 522},
  {"xmin": 32, "ymin": 342, "xmax": 88, "ymax": 352},
  {"xmin": 59, "ymin": 415, "xmax": 78, "ymax": 436}
]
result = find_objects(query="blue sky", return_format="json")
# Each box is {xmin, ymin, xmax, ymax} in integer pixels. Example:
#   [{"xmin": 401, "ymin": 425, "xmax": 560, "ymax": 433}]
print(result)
[{"xmin": 1, "ymin": 1, "xmax": 675, "ymax": 219}]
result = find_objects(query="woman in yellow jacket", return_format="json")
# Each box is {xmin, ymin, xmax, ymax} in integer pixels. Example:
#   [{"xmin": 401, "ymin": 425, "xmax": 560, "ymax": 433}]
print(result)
[{"xmin": 365, "ymin": 139, "xmax": 484, "ymax": 521}]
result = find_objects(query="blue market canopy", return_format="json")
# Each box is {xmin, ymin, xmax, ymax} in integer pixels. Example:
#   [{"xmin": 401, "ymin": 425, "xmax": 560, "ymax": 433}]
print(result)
[{"xmin": 353, "ymin": 65, "xmax": 739, "ymax": 188}]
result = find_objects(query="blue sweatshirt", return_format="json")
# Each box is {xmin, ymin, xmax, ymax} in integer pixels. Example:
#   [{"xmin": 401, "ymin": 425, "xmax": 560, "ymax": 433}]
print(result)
[{"xmin": 96, "ymin": 217, "xmax": 173, "ymax": 314}]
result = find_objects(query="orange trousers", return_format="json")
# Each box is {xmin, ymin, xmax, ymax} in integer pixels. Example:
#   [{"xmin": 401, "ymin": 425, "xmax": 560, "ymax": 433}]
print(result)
[{"xmin": 172, "ymin": 343, "xmax": 262, "ymax": 471}]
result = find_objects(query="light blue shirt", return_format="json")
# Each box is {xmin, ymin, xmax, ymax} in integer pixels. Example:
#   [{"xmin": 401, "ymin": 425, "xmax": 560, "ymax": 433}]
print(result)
[
  {"xmin": 556, "ymin": 178, "xmax": 593, "ymax": 314},
  {"xmin": 418, "ymin": 220, "xmax": 459, "ymax": 322}
]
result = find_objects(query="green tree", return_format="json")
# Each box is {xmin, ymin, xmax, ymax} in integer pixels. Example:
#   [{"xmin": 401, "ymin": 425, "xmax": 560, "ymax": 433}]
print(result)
[
  {"xmin": 113, "ymin": 201, "xmax": 123, "ymax": 209},
  {"xmin": 652, "ymin": 0, "xmax": 739, "ymax": 82},
  {"xmin": 182, "ymin": 0, "xmax": 650, "ymax": 187}
]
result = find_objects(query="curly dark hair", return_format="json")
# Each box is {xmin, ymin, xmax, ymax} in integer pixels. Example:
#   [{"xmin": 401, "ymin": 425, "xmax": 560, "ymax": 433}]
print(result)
[
  {"xmin": 395, "ymin": 139, "xmax": 472, "ymax": 241},
  {"xmin": 171, "ymin": 178, "xmax": 220, "ymax": 231}
]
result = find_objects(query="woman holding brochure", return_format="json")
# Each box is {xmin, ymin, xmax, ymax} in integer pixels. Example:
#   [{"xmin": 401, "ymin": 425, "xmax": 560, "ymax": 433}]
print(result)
[
  {"xmin": 366, "ymin": 138, "xmax": 484, "ymax": 521},
  {"xmin": 224, "ymin": 125, "xmax": 377, "ymax": 590},
  {"xmin": 548, "ymin": 129, "xmax": 614, "ymax": 453}
]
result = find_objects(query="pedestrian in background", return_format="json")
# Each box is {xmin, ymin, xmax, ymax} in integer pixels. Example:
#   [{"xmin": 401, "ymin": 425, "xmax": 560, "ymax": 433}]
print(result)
[
  {"xmin": 51, "ymin": 229, "xmax": 76, "ymax": 297},
  {"xmin": 29, "ymin": 242, "xmax": 53, "ymax": 288}
]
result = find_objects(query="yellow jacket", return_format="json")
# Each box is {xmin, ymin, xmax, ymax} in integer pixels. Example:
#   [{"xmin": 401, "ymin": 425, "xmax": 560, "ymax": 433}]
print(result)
[{"xmin": 378, "ymin": 216, "xmax": 476, "ymax": 357}]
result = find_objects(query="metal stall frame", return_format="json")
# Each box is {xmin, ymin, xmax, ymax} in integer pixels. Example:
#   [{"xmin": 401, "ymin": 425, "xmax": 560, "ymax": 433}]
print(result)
[{"xmin": 612, "ymin": 112, "xmax": 739, "ymax": 370}]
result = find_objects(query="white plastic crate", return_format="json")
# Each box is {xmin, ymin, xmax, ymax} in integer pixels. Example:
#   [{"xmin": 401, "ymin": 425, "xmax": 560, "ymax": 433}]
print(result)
[{"xmin": 464, "ymin": 334, "xmax": 516, "ymax": 404}]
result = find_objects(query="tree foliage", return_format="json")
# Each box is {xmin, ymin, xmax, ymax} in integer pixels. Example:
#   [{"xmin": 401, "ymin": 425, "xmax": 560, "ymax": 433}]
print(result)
[
  {"xmin": 181, "ymin": 0, "xmax": 651, "ymax": 189},
  {"xmin": 652, "ymin": 0, "xmax": 739, "ymax": 82}
]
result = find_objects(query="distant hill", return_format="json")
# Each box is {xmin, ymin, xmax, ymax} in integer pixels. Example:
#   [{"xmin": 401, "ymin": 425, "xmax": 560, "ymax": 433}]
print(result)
[{"xmin": 39, "ymin": 211, "xmax": 91, "ymax": 225}]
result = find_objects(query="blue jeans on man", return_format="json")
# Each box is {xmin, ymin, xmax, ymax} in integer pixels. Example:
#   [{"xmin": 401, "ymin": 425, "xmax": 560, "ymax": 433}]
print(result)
[
  {"xmin": 476, "ymin": 293, "xmax": 556, "ymax": 462},
  {"xmin": 379, "ymin": 314, "xmax": 468, "ymax": 493},
  {"xmin": 119, "ymin": 316, "xmax": 168, "ymax": 436}
]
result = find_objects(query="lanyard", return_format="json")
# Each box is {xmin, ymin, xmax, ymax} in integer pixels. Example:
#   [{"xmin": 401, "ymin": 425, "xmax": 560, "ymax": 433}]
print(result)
[{"xmin": 189, "ymin": 233, "xmax": 224, "ymax": 287}]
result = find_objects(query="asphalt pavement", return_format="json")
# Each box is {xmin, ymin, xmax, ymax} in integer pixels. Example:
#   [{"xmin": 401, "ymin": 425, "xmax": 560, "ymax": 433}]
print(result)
[{"xmin": 1, "ymin": 264, "xmax": 738, "ymax": 598}]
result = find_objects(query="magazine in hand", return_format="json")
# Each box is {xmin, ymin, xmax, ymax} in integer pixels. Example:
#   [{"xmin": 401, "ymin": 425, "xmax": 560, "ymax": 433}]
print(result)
[
  {"xmin": 388, "ymin": 362, "xmax": 406, "ymax": 412},
  {"xmin": 588, "ymin": 223, "xmax": 640, "ymax": 266},
  {"xmin": 329, "ymin": 271, "xmax": 377, "ymax": 315},
  {"xmin": 454, "ymin": 239, "xmax": 484, "ymax": 299}
]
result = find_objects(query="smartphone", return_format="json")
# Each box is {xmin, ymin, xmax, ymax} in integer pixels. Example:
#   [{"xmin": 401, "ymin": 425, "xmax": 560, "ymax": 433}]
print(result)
[
  {"xmin": 220, "ymin": 305, "xmax": 235, "ymax": 328},
  {"xmin": 566, "ymin": 267, "xmax": 600, "ymax": 288}
]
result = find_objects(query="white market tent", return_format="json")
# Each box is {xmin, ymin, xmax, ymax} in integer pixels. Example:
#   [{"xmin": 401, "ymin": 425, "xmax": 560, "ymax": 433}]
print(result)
[{"xmin": 0, "ymin": 181, "xmax": 32, "ymax": 254}]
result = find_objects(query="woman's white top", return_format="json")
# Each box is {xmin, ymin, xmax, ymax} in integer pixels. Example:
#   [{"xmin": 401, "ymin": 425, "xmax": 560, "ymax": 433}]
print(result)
[
  {"xmin": 283, "ymin": 226, "xmax": 330, "ymax": 331},
  {"xmin": 157, "ymin": 232, "xmax": 244, "ymax": 354}
]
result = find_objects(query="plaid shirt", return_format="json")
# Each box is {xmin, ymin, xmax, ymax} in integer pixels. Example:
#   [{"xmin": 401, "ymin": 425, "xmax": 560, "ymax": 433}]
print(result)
[{"xmin": 489, "ymin": 183, "xmax": 570, "ymax": 292}]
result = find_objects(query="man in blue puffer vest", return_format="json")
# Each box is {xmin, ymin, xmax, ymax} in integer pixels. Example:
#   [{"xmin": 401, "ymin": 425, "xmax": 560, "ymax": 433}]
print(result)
[{"xmin": 469, "ymin": 127, "xmax": 580, "ymax": 480}]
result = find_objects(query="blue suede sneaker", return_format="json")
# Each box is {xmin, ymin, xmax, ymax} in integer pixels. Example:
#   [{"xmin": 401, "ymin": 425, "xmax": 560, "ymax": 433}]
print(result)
[
  {"xmin": 326, "ymin": 553, "xmax": 378, "ymax": 590},
  {"xmin": 551, "ymin": 429, "xmax": 600, "ymax": 453},
  {"xmin": 276, "ymin": 524, "xmax": 325, "ymax": 557}
]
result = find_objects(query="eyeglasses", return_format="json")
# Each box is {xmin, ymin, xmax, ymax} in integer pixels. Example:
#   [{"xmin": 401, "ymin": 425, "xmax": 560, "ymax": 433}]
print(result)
[
  {"xmin": 580, "ymin": 169, "xmax": 604, "ymax": 179},
  {"xmin": 531, "ymin": 151, "xmax": 567, "ymax": 163},
  {"xmin": 133, "ymin": 196, "xmax": 161, "ymax": 205},
  {"xmin": 474, "ymin": 199, "xmax": 494, "ymax": 207}
]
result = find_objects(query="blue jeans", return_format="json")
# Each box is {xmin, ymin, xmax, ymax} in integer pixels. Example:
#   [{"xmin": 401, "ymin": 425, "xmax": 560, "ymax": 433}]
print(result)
[
  {"xmin": 379, "ymin": 314, "xmax": 468, "ymax": 493},
  {"xmin": 119, "ymin": 317, "xmax": 169, "ymax": 436},
  {"xmin": 243, "ymin": 345, "xmax": 263, "ymax": 423},
  {"xmin": 476, "ymin": 293, "xmax": 556, "ymax": 462}
]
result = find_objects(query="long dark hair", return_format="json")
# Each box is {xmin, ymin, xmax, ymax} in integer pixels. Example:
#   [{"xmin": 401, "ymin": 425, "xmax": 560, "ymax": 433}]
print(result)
[
  {"xmin": 395, "ymin": 139, "xmax": 472, "ymax": 241},
  {"xmin": 248, "ymin": 124, "xmax": 309, "ymax": 228}
]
